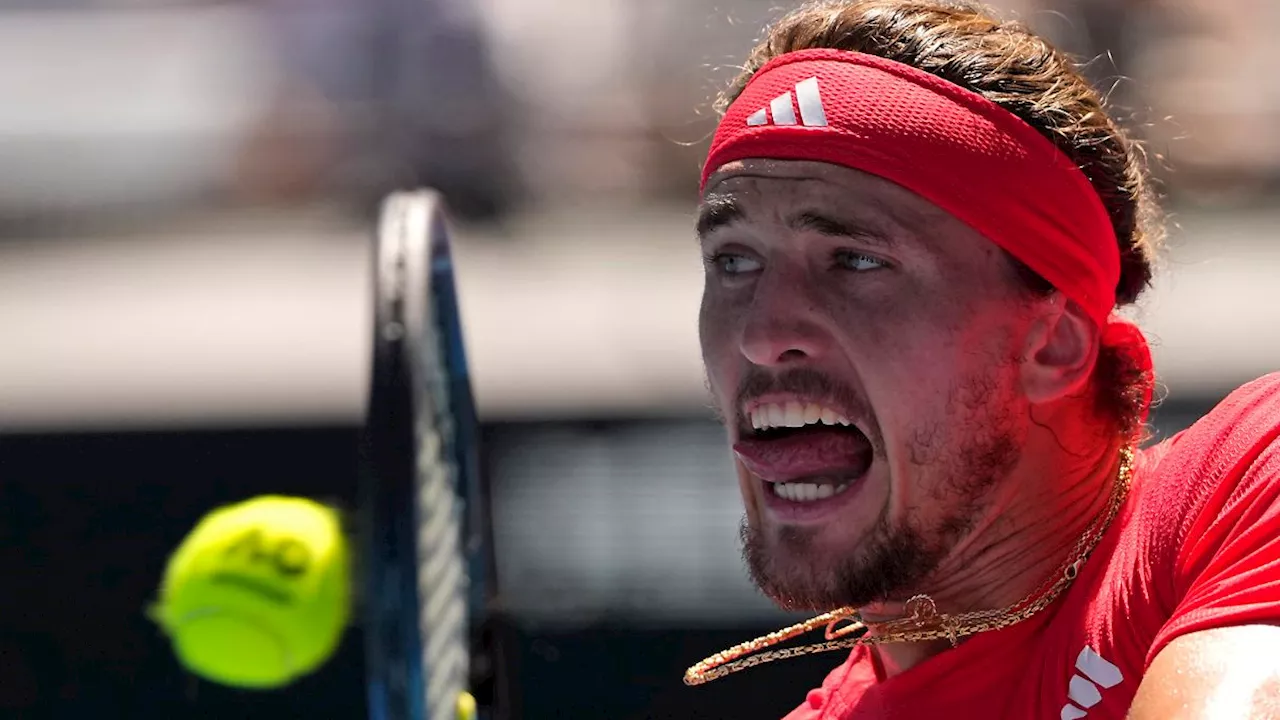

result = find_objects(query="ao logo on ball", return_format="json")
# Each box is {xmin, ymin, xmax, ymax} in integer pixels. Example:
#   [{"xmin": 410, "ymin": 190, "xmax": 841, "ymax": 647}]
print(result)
[
  {"xmin": 153, "ymin": 496, "xmax": 351, "ymax": 689},
  {"xmin": 212, "ymin": 527, "xmax": 315, "ymax": 604}
]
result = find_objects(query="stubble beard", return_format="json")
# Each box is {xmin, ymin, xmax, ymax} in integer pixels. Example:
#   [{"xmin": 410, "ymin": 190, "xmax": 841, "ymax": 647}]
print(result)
[{"xmin": 739, "ymin": 360, "xmax": 1027, "ymax": 613}]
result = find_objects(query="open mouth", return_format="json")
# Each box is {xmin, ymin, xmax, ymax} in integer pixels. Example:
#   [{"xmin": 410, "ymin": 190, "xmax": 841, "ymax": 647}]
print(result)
[{"xmin": 734, "ymin": 401, "xmax": 874, "ymax": 503}]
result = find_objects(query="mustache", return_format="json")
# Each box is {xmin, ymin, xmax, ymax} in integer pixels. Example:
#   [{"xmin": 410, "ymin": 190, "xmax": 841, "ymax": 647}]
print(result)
[{"xmin": 733, "ymin": 367, "xmax": 883, "ymax": 452}]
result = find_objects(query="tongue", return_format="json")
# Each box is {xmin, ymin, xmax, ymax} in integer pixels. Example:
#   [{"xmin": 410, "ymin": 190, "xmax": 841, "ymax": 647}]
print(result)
[{"xmin": 733, "ymin": 427, "xmax": 873, "ymax": 483}]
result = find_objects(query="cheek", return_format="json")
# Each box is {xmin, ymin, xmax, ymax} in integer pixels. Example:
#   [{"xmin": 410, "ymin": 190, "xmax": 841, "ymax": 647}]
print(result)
[
  {"xmin": 835, "ymin": 289, "xmax": 1014, "ymax": 457},
  {"xmin": 697, "ymin": 291, "xmax": 716, "ymax": 358},
  {"xmin": 699, "ymin": 290, "xmax": 737, "ymax": 388},
  {"xmin": 834, "ymin": 292, "xmax": 963, "ymax": 392},
  {"xmin": 842, "ymin": 273, "xmax": 1011, "ymax": 380}
]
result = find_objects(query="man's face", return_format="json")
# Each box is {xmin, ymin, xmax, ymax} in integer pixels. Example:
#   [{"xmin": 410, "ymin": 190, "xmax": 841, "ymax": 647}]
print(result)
[{"xmin": 698, "ymin": 159, "xmax": 1040, "ymax": 612}]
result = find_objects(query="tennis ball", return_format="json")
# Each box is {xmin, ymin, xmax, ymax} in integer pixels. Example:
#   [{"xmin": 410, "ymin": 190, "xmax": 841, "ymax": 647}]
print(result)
[
  {"xmin": 152, "ymin": 495, "xmax": 351, "ymax": 689},
  {"xmin": 457, "ymin": 691, "xmax": 478, "ymax": 720}
]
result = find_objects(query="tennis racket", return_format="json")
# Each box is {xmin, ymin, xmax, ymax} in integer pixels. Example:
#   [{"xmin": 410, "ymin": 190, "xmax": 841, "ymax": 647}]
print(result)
[{"xmin": 359, "ymin": 190, "xmax": 492, "ymax": 720}]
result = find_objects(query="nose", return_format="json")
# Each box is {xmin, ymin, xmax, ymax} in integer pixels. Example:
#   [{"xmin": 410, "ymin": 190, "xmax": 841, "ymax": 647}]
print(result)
[{"xmin": 738, "ymin": 270, "xmax": 831, "ymax": 367}]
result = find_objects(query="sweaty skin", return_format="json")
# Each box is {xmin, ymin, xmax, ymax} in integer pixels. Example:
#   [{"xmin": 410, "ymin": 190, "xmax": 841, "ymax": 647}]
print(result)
[{"xmin": 697, "ymin": 158, "xmax": 1120, "ymax": 675}]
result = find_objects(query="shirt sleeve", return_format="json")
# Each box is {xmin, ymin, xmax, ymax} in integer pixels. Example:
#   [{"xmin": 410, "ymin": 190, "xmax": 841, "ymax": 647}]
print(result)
[{"xmin": 1143, "ymin": 373, "xmax": 1280, "ymax": 669}]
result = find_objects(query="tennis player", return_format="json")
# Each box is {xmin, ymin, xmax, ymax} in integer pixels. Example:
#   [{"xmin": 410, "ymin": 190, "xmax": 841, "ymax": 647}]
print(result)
[{"xmin": 689, "ymin": 1, "xmax": 1280, "ymax": 717}]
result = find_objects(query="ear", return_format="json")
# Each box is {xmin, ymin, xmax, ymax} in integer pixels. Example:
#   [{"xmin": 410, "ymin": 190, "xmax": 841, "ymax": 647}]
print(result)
[{"xmin": 1019, "ymin": 293, "xmax": 1099, "ymax": 405}]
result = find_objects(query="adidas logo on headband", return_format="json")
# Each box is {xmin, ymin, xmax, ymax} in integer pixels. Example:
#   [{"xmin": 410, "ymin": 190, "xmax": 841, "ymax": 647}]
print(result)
[{"xmin": 745, "ymin": 77, "xmax": 828, "ymax": 128}]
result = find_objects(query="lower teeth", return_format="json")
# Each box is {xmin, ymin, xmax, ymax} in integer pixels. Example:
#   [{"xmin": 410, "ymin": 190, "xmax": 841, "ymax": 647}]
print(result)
[{"xmin": 773, "ymin": 481, "xmax": 851, "ymax": 503}]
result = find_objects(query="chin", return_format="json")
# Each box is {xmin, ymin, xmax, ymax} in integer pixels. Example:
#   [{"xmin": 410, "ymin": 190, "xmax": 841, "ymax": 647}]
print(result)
[
  {"xmin": 742, "ymin": 482, "xmax": 942, "ymax": 611},
  {"xmin": 742, "ymin": 528, "xmax": 857, "ymax": 612}
]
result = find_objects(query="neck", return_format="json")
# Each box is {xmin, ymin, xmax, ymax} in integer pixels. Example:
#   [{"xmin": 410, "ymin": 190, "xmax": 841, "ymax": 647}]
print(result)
[{"xmin": 860, "ymin": 423, "xmax": 1125, "ymax": 677}]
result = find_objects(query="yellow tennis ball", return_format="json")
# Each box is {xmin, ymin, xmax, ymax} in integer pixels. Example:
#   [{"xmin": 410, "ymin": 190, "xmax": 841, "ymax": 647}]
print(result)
[
  {"xmin": 456, "ymin": 691, "xmax": 478, "ymax": 720},
  {"xmin": 153, "ymin": 495, "xmax": 350, "ymax": 689}
]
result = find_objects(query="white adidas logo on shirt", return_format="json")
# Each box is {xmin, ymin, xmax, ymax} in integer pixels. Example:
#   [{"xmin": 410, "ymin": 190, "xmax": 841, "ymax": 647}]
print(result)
[
  {"xmin": 746, "ymin": 77, "xmax": 828, "ymax": 128},
  {"xmin": 1061, "ymin": 646, "xmax": 1124, "ymax": 719}
]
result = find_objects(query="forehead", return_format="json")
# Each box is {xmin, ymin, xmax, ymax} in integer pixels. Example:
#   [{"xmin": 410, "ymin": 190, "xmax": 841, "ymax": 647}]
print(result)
[
  {"xmin": 698, "ymin": 159, "xmax": 994, "ymax": 256},
  {"xmin": 702, "ymin": 160, "xmax": 934, "ymax": 223}
]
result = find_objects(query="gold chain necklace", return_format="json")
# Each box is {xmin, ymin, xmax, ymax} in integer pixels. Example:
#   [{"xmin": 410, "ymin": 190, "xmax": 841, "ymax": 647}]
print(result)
[{"xmin": 684, "ymin": 446, "xmax": 1135, "ymax": 686}]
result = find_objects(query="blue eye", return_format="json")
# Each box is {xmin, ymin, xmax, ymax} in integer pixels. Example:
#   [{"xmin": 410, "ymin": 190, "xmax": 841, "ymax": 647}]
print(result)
[
  {"xmin": 835, "ymin": 250, "xmax": 886, "ymax": 272},
  {"xmin": 707, "ymin": 253, "xmax": 763, "ymax": 275}
]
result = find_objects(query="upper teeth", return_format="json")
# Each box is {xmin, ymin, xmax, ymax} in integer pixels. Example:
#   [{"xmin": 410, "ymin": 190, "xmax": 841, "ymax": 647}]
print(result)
[{"xmin": 749, "ymin": 401, "xmax": 851, "ymax": 431}]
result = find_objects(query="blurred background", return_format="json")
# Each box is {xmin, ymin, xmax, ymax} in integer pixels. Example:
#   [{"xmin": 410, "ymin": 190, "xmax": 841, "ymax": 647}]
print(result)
[{"xmin": 1, "ymin": 0, "xmax": 1278, "ymax": 718}]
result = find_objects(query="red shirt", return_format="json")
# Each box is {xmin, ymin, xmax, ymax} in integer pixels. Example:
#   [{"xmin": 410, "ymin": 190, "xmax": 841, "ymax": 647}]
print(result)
[{"xmin": 785, "ymin": 373, "xmax": 1280, "ymax": 720}]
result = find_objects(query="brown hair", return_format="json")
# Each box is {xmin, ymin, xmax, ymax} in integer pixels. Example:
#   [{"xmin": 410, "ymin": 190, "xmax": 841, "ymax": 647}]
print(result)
[{"xmin": 718, "ymin": 0, "xmax": 1160, "ymax": 437}]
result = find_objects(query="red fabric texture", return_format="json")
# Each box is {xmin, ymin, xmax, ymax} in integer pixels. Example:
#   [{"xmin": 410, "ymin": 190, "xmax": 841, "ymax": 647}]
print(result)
[
  {"xmin": 702, "ymin": 49, "xmax": 1118, "ymax": 325},
  {"xmin": 779, "ymin": 373, "xmax": 1280, "ymax": 719}
]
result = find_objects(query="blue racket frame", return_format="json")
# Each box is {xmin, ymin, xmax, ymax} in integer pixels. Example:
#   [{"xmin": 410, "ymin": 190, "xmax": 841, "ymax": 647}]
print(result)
[{"xmin": 360, "ymin": 190, "xmax": 487, "ymax": 720}]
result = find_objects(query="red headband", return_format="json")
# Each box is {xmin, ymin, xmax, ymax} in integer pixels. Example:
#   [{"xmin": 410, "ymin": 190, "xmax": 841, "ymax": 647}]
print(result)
[
  {"xmin": 703, "ymin": 49, "xmax": 1153, "ymax": 419},
  {"xmin": 702, "ymin": 49, "xmax": 1120, "ymax": 324}
]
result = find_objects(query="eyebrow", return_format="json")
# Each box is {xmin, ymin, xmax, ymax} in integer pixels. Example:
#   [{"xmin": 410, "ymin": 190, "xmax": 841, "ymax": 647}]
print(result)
[
  {"xmin": 696, "ymin": 198, "xmax": 896, "ymax": 248},
  {"xmin": 789, "ymin": 211, "xmax": 895, "ymax": 247},
  {"xmin": 696, "ymin": 197, "xmax": 743, "ymax": 240}
]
